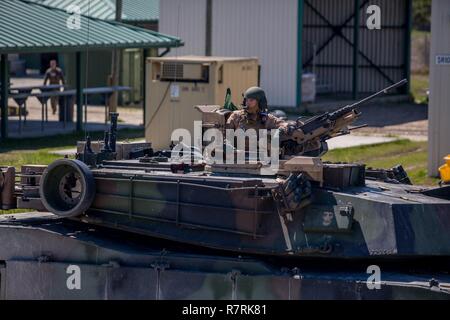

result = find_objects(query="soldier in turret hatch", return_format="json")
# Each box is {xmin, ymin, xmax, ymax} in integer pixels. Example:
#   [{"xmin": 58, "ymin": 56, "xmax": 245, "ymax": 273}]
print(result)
[
  {"xmin": 226, "ymin": 87, "xmax": 289, "ymax": 132},
  {"xmin": 224, "ymin": 86, "xmax": 294, "ymax": 159},
  {"xmin": 225, "ymin": 86, "xmax": 323, "ymax": 157}
]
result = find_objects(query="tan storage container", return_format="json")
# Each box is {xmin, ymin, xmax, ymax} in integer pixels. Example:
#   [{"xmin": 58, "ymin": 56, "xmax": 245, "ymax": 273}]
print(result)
[{"xmin": 145, "ymin": 56, "xmax": 259, "ymax": 150}]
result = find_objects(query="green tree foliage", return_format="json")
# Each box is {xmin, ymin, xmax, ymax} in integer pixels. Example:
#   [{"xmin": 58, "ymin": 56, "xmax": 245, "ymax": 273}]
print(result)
[{"xmin": 413, "ymin": 0, "xmax": 431, "ymax": 31}]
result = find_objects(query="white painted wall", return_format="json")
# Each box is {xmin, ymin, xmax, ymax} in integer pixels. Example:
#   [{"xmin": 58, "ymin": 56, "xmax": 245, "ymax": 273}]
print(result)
[
  {"xmin": 212, "ymin": 0, "xmax": 298, "ymax": 107},
  {"xmin": 428, "ymin": 0, "xmax": 450, "ymax": 176},
  {"xmin": 159, "ymin": 0, "xmax": 299, "ymax": 107},
  {"xmin": 159, "ymin": 0, "xmax": 207, "ymax": 56}
]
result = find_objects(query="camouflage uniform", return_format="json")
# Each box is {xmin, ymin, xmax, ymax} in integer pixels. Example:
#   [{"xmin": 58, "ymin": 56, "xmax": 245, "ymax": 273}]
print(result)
[
  {"xmin": 224, "ymin": 87, "xmax": 292, "ymax": 156},
  {"xmin": 225, "ymin": 109, "xmax": 290, "ymax": 158},
  {"xmin": 226, "ymin": 109, "xmax": 289, "ymax": 132}
]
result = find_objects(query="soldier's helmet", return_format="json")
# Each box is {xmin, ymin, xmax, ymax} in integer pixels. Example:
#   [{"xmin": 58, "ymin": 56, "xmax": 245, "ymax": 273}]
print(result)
[{"xmin": 243, "ymin": 87, "xmax": 268, "ymax": 110}]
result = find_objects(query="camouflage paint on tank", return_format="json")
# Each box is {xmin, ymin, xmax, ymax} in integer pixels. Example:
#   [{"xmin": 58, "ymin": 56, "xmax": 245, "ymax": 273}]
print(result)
[
  {"xmin": 0, "ymin": 213, "xmax": 449, "ymax": 300},
  {"xmin": 72, "ymin": 167, "xmax": 450, "ymax": 259}
]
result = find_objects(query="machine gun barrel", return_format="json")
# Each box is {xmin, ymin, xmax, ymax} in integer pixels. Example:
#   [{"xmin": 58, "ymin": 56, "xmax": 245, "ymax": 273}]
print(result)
[
  {"xmin": 283, "ymin": 79, "xmax": 409, "ymax": 157},
  {"xmin": 348, "ymin": 78, "xmax": 407, "ymax": 108},
  {"xmin": 329, "ymin": 79, "xmax": 407, "ymax": 121}
]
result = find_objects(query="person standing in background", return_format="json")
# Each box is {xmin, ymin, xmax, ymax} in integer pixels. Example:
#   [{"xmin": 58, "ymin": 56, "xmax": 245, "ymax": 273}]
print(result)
[{"xmin": 43, "ymin": 59, "xmax": 65, "ymax": 115}]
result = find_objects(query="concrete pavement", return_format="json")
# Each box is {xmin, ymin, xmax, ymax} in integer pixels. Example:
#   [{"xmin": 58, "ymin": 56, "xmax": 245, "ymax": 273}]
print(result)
[{"xmin": 327, "ymin": 134, "xmax": 398, "ymax": 150}]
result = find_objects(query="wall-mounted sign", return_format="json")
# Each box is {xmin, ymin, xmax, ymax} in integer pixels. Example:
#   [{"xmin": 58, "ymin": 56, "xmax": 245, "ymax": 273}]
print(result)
[{"xmin": 436, "ymin": 55, "xmax": 450, "ymax": 65}]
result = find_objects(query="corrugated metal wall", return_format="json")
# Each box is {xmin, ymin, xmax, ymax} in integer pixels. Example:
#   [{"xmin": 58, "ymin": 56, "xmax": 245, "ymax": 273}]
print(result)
[
  {"xmin": 428, "ymin": 0, "xmax": 450, "ymax": 176},
  {"xmin": 159, "ymin": 0, "xmax": 206, "ymax": 56},
  {"xmin": 212, "ymin": 0, "xmax": 299, "ymax": 108},
  {"xmin": 158, "ymin": 0, "xmax": 410, "ymax": 106},
  {"xmin": 302, "ymin": 0, "xmax": 409, "ymax": 94}
]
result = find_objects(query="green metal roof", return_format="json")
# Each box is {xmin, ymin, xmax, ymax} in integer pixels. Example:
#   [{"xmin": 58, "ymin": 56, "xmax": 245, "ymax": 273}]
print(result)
[
  {"xmin": 26, "ymin": 0, "xmax": 159, "ymax": 22},
  {"xmin": 121, "ymin": 0, "xmax": 158, "ymax": 22},
  {"xmin": 0, "ymin": 0, "xmax": 182, "ymax": 54}
]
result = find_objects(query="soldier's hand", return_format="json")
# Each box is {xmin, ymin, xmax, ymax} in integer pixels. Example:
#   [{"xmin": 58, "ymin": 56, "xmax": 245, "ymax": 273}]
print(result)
[{"xmin": 284, "ymin": 125, "xmax": 305, "ymax": 143}]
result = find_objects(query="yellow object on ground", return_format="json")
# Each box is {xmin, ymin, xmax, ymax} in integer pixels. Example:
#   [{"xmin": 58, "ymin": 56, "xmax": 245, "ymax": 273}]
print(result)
[{"xmin": 438, "ymin": 155, "xmax": 450, "ymax": 183}]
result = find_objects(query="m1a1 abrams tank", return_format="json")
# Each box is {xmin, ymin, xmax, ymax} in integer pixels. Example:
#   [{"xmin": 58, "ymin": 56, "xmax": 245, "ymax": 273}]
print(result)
[{"xmin": 1, "ymin": 80, "xmax": 450, "ymax": 299}]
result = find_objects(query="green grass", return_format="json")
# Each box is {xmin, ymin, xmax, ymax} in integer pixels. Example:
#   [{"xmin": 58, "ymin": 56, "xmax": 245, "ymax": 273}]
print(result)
[
  {"xmin": 0, "ymin": 208, "xmax": 34, "ymax": 215},
  {"xmin": 323, "ymin": 139, "xmax": 440, "ymax": 186},
  {"xmin": 0, "ymin": 150, "xmax": 63, "ymax": 167},
  {"xmin": 0, "ymin": 128, "xmax": 144, "ymax": 153},
  {"xmin": 411, "ymin": 73, "xmax": 429, "ymax": 104},
  {"xmin": 0, "ymin": 128, "xmax": 144, "ymax": 167}
]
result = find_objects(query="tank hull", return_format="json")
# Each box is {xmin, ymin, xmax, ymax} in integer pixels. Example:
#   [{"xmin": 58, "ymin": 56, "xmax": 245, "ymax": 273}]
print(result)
[
  {"xmin": 66, "ymin": 164, "xmax": 450, "ymax": 259},
  {"xmin": 0, "ymin": 213, "xmax": 449, "ymax": 300}
]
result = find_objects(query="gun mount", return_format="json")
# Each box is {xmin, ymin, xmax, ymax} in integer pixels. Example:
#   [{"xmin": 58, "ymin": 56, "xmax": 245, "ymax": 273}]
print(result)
[{"xmin": 280, "ymin": 79, "xmax": 408, "ymax": 157}]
